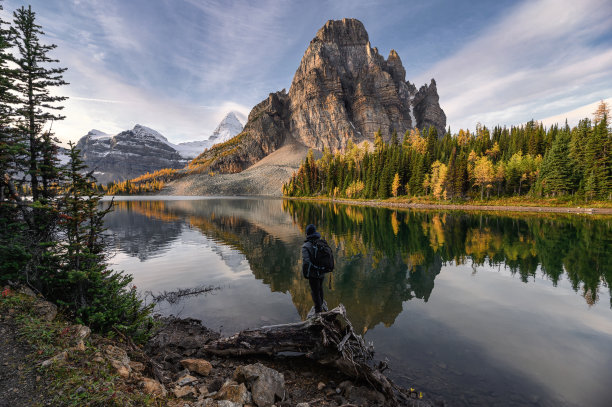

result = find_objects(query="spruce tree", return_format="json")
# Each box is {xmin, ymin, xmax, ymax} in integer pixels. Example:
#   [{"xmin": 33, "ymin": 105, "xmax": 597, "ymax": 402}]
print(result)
[
  {"xmin": 0, "ymin": 1, "xmax": 30, "ymax": 282},
  {"xmin": 444, "ymin": 147, "xmax": 457, "ymax": 200},
  {"xmin": 0, "ymin": 1, "xmax": 20, "ymax": 202},
  {"xmin": 54, "ymin": 143, "xmax": 152, "ymax": 337},
  {"xmin": 538, "ymin": 128, "xmax": 574, "ymax": 196},
  {"xmin": 11, "ymin": 5, "xmax": 67, "ymax": 202}
]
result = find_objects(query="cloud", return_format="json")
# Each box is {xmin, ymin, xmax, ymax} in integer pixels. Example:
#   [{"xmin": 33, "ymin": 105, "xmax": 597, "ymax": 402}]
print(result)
[
  {"xmin": 417, "ymin": 0, "xmax": 612, "ymax": 131},
  {"xmin": 538, "ymin": 97, "xmax": 612, "ymax": 128},
  {"xmin": 1, "ymin": 0, "xmax": 255, "ymax": 145},
  {"xmin": 51, "ymin": 49, "xmax": 251, "ymax": 144}
]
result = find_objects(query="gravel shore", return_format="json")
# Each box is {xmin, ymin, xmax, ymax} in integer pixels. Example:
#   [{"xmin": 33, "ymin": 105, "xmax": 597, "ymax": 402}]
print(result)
[{"xmin": 164, "ymin": 141, "xmax": 311, "ymax": 197}]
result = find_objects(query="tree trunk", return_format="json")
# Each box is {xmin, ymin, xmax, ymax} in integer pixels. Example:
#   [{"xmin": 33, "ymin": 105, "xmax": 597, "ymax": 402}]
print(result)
[{"xmin": 203, "ymin": 305, "xmax": 413, "ymax": 406}]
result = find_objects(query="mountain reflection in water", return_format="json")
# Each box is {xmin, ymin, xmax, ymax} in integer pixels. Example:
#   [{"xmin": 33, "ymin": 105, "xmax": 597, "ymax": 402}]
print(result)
[{"xmin": 105, "ymin": 198, "xmax": 612, "ymax": 407}]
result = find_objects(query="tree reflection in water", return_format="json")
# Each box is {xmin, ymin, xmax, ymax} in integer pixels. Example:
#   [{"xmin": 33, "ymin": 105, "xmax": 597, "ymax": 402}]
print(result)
[{"xmin": 108, "ymin": 199, "xmax": 612, "ymax": 336}]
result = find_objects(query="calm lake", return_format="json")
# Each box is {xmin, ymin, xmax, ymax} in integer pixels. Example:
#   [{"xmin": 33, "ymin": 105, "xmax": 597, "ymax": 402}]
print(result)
[{"xmin": 103, "ymin": 197, "xmax": 612, "ymax": 406}]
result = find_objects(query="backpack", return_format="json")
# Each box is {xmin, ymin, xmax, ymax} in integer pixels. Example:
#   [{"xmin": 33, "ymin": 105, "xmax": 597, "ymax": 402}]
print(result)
[{"xmin": 310, "ymin": 238, "xmax": 334, "ymax": 273}]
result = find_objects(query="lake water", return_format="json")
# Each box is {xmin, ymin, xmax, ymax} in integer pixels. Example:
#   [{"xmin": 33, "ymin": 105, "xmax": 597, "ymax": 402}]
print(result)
[{"xmin": 103, "ymin": 197, "xmax": 612, "ymax": 406}]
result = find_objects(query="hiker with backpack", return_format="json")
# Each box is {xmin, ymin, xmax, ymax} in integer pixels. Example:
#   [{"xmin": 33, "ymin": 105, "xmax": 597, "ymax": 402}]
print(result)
[{"xmin": 302, "ymin": 224, "xmax": 334, "ymax": 314}]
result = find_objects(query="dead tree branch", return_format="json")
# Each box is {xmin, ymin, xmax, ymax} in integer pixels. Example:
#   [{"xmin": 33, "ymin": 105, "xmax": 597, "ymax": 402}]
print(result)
[{"xmin": 203, "ymin": 304, "xmax": 411, "ymax": 406}]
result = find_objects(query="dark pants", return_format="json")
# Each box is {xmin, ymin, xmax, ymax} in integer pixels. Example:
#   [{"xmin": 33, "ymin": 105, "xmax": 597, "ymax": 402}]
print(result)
[{"xmin": 309, "ymin": 277, "xmax": 325, "ymax": 313}]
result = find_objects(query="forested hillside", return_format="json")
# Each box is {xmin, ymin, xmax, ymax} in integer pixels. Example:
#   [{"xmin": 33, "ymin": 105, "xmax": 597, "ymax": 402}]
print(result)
[{"xmin": 283, "ymin": 102, "xmax": 611, "ymax": 202}]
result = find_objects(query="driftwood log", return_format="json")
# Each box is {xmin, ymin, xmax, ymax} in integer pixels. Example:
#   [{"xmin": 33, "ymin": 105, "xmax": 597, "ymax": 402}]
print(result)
[{"xmin": 203, "ymin": 304, "xmax": 415, "ymax": 406}]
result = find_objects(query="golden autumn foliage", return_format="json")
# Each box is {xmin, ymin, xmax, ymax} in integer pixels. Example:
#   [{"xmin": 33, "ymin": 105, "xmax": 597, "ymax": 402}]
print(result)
[
  {"xmin": 404, "ymin": 128, "xmax": 427, "ymax": 154},
  {"xmin": 105, "ymin": 168, "xmax": 180, "ymax": 195},
  {"xmin": 391, "ymin": 173, "xmax": 401, "ymax": 197}
]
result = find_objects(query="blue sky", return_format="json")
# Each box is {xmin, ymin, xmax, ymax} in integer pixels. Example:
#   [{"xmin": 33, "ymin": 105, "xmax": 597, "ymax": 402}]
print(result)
[{"xmin": 1, "ymin": 0, "xmax": 611, "ymax": 144}]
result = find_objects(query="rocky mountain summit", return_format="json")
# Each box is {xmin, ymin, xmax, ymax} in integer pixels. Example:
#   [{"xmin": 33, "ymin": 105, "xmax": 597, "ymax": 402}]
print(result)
[
  {"xmin": 76, "ymin": 125, "xmax": 186, "ymax": 184},
  {"xmin": 191, "ymin": 18, "xmax": 446, "ymax": 175},
  {"xmin": 74, "ymin": 112, "xmax": 245, "ymax": 184}
]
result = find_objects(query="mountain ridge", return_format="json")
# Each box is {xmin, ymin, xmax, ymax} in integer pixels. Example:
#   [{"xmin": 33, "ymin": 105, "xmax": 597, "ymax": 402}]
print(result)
[{"xmin": 73, "ymin": 112, "xmax": 245, "ymax": 183}]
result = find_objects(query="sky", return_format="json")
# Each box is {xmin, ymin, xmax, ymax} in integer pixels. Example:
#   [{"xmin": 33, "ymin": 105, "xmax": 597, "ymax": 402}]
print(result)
[{"xmin": 1, "ymin": 0, "xmax": 611, "ymax": 144}]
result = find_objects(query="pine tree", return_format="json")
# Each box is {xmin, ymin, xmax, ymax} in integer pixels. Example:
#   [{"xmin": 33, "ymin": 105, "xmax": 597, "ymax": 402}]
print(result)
[
  {"xmin": 425, "ymin": 126, "xmax": 437, "ymax": 166},
  {"xmin": 0, "ymin": 1, "xmax": 20, "ymax": 202},
  {"xmin": 11, "ymin": 5, "xmax": 67, "ymax": 202},
  {"xmin": 53, "ymin": 143, "xmax": 152, "ymax": 336},
  {"xmin": 444, "ymin": 147, "xmax": 457, "ymax": 199},
  {"xmin": 538, "ymin": 128, "xmax": 574, "ymax": 196},
  {"xmin": 0, "ymin": 1, "xmax": 31, "ymax": 282}
]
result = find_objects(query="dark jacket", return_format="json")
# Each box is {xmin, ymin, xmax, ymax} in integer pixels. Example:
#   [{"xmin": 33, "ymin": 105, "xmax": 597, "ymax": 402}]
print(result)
[{"xmin": 302, "ymin": 231, "xmax": 323, "ymax": 279}]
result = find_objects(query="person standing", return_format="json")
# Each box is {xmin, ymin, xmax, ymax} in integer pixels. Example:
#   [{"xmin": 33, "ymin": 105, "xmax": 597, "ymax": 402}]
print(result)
[{"xmin": 301, "ymin": 224, "xmax": 334, "ymax": 314}]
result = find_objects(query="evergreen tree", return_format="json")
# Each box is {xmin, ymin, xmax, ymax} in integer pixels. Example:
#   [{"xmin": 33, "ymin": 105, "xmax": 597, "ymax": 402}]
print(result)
[
  {"xmin": 11, "ymin": 5, "xmax": 67, "ymax": 202},
  {"xmin": 0, "ymin": 1, "xmax": 31, "ymax": 282},
  {"xmin": 444, "ymin": 147, "xmax": 457, "ymax": 199},
  {"xmin": 538, "ymin": 128, "xmax": 574, "ymax": 196},
  {"xmin": 0, "ymin": 1, "xmax": 21, "ymax": 202},
  {"xmin": 52, "ymin": 143, "xmax": 152, "ymax": 337},
  {"xmin": 425, "ymin": 126, "xmax": 437, "ymax": 165}
]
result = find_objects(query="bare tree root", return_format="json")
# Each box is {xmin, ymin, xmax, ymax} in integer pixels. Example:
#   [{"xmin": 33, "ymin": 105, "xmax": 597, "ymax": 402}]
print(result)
[{"xmin": 203, "ymin": 304, "xmax": 413, "ymax": 406}]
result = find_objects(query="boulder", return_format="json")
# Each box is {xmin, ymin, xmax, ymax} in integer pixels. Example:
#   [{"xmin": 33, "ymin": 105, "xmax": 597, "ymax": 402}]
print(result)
[
  {"xmin": 176, "ymin": 374, "xmax": 198, "ymax": 387},
  {"xmin": 32, "ymin": 300, "xmax": 57, "ymax": 321},
  {"xmin": 181, "ymin": 358, "xmax": 213, "ymax": 376},
  {"xmin": 68, "ymin": 324, "xmax": 91, "ymax": 350},
  {"xmin": 140, "ymin": 377, "xmax": 167, "ymax": 397},
  {"xmin": 199, "ymin": 400, "xmax": 242, "ymax": 407},
  {"xmin": 17, "ymin": 286, "xmax": 36, "ymax": 297},
  {"xmin": 129, "ymin": 361, "xmax": 145, "ymax": 373},
  {"xmin": 233, "ymin": 363, "xmax": 285, "ymax": 407},
  {"xmin": 70, "ymin": 324, "xmax": 91, "ymax": 341},
  {"xmin": 41, "ymin": 351, "xmax": 67, "ymax": 367},
  {"xmin": 214, "ymin": 380, "xmax": 251, "ymax": 405},
  {"xmin": 173, "ymin": 384, "xmax": 197, "ymax": 398},
  {"xmin": 338, "ymin": 380, "xmax": 354, "ymax": 395},
  {"xmin": 103, "ymin": 345, "xmax": 131, "ymax": 378}
]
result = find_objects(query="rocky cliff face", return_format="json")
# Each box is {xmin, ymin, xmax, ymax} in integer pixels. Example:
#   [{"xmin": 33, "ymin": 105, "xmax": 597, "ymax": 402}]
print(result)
[
  {"xmin": 191, "ymin": 91, "xmax": 290, "ymax": 173},
  {"xmin": 192, "ymin": 18, "xmax": 446, "ymax": 174}
]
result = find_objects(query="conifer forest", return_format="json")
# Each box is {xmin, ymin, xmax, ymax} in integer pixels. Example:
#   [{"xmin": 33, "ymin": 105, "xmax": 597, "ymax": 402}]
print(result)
[{"xmin": 283, "ymin": 105, "xmax": 612, "ymax": 203}]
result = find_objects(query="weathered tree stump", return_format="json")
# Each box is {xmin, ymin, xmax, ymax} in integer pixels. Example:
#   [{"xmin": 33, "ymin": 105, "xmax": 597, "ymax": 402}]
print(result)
[{"xmin": 203, "ymin": 304, "xmax": 415, "ymax": 406}]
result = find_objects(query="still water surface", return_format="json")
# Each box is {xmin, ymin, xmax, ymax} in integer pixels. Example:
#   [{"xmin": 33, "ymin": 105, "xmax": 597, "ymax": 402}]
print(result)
[{"xmin": 103, "ymin": 197, "xmax": 612, "ymax": 406}]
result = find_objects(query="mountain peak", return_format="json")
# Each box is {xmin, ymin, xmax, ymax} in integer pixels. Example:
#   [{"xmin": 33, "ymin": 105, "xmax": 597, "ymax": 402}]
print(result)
[
  {"xmin": 209, "ymin": 111, "xmax": 246, "ymax": 142},
  {"xmin": 387, "ymin": 49, "xmax": 406, "ymax": 83},
  {"xmin": 315, "ymin": 18, "xmax": 369, "ymax": 46},
  {"xmin": 218, "ymin": 111, "xmax": 246, "ymax": 128},
  {"xmin": 86, "ymin": 129, "xmax": 112, "ymax": 139},
  {"xmin": 166, "ymin": 18, "xmax": 447, "ymax": 178},
  {"xmin": 132, "ymin": 124, "xmax": 170, "ymax": 143}
]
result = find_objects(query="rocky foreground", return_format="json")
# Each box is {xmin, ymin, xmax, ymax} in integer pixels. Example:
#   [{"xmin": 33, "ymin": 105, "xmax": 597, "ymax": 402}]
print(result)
[{"xmin": 0, "ymin": 287, "xmax": 433, "ymax": 407}]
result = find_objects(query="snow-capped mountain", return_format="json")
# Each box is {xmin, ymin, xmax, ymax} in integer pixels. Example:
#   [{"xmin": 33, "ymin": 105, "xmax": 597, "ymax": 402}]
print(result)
[
  {"xmin": 75, "ymin": 125, "xmax": 185, "ymax": 184},
  {"xmin": 174, "ymin": 111, "xmax": 247, "ymax": 158},
  {"xmin": 206, "ymin": 111, "xmax": 247, "ymax": 148},
  {"xmin": 72, "ymin": 112, "xmax": 246, "ymax": 184}
]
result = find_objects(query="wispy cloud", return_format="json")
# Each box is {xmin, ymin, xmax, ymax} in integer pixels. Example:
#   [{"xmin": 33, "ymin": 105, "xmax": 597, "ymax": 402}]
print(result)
[
  {"xmin": 538, "ymin": 97, "xmax": 612, "ymax": 128},
  {"xmin": 417, "ymin": 0, "xmax": 612, "ymax": 131},
  {"xmin": 2, "ymin": 0, "xmax": 610, "ymax": 143}
]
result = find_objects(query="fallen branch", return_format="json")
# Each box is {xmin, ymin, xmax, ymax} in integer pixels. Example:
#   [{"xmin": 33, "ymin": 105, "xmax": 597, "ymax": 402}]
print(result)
[
  {"xmin": 145, "ymin": 284, "xmax": 220, "ymax": 305},
  {"xmin": 203, "ymin": 304, "xmax": 411, "ymax": 406}
]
